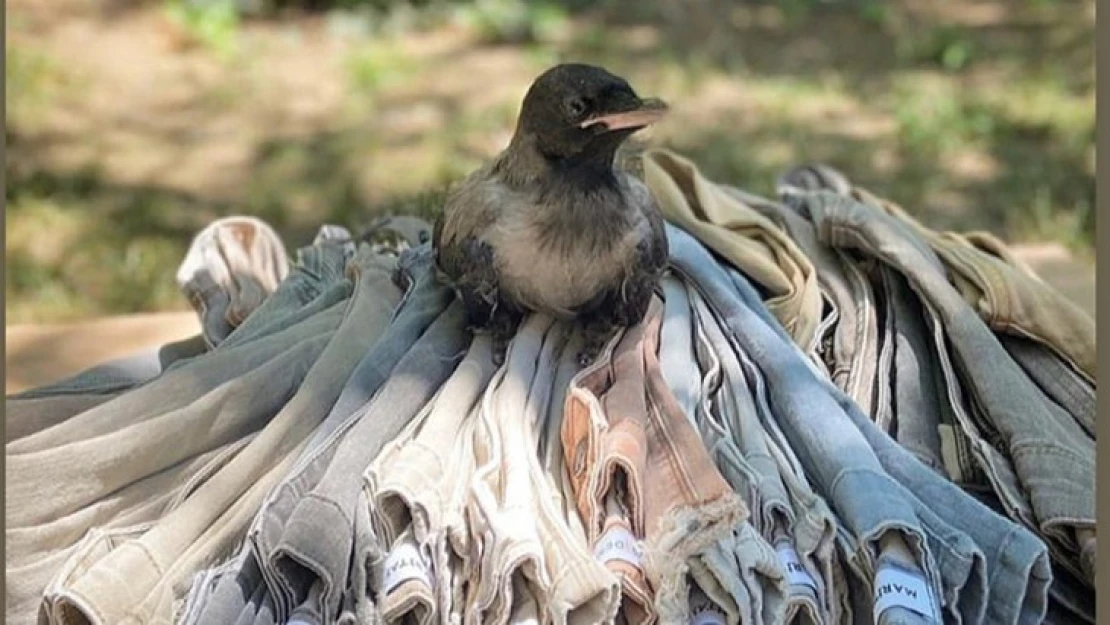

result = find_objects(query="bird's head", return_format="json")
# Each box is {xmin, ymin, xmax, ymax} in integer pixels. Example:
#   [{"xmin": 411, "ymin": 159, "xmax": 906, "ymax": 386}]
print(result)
[{"xmin": 513, "ymin": 63, "xmax": 668, "ymax": 167}]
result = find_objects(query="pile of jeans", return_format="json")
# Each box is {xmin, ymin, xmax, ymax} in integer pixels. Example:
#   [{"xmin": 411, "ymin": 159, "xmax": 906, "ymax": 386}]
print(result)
[{"xmin": 6, "ymin": 149, "xmax": 1094, "ymax": 625}]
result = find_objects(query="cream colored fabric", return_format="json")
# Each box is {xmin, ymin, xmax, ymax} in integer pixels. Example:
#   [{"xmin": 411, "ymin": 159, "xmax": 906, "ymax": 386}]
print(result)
[{"xmin": 642, "ymin": 149, "xmax": 822, "ymax": 349}]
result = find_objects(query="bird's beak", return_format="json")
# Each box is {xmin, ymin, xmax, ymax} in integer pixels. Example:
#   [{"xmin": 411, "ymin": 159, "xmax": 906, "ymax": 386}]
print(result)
[{"xmin": 579, "ymin": 97, "xmax": 669, "ymax": 132}]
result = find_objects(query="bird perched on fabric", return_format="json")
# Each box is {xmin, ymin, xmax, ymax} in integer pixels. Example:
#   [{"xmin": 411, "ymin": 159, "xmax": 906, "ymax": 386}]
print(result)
[{"xmin": 433, "ymin": 63, "xmax": 670, "ymax": 365}]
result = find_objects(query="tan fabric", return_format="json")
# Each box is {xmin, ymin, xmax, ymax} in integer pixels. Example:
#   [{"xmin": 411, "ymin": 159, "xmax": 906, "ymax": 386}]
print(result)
[
  {"xmin": 176, "ymin": 215, "xmax": 290, "ymax": 345},
  {"xmin": 36, "ymin": 248, "xmax": 402, "ymax": 625},
  {"xmin": 642, "ymin": 149, "xmax": 822, "ymax": 349},
  {"xmin": 466, "ymin": 316, "xmax": 620, "ymax": 625},
  {"xmin": 847, "ymin": 183, "xmax": 1096, "ymax": 382},
  {"xmin": 562, "ymin": 297, "xmax": 748, "ymax": 623}
]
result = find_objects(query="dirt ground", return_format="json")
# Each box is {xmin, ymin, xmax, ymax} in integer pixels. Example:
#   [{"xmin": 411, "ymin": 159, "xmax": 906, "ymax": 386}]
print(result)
[
  {"xmin": 5, "ymin": 0, "xmax": 1095, "ymax": 392},
  {"xmin": 7, "ymin": 0, "xmax": 1094, "ymax": 323}
]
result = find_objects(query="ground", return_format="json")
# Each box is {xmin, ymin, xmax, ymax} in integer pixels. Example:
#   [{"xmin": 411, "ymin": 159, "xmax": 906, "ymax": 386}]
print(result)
[{"xmin": 5, "ymin": 0, "xmax": 1095, "ymax": 329}]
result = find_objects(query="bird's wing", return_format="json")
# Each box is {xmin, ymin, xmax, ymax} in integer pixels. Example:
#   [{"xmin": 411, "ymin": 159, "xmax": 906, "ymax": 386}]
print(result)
[
  {"xmin": 627, "ymin": 173, "xmax": 669, "ymax": 275},
  {"xmin": 432, "ymin": 166, "xmax": 504, "ymax": 282}
]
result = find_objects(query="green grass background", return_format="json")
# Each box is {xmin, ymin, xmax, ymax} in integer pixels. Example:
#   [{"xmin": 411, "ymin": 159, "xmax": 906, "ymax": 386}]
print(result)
[{"xmin": 6, "ymin": 0, "xmax": 1095, "ymax": 323}]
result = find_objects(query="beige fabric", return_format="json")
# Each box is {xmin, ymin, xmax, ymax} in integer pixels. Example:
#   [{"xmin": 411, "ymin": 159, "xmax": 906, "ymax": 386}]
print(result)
[
  {"xmin": 34, "ymin": 248, "xmax": 402, "ymax": 625},
  {"xmin": 642, "ymin": 149, "xmax": 822, "ymax": 349}
]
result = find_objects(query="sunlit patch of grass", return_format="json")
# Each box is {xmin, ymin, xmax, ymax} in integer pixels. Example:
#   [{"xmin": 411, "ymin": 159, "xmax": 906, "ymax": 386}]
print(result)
[
  {"xmin": 6, "ymin": 195, "xmax": 189, "ymax": 324},
  {"xmin": 6, "ymin": 46, "xmax": 74, "ymax": 128},
  {"xmin": 974, "ymin": 75, "xmax": 1093, "ymax": 148},
  {"xmin": 1011, "ymin": 185, "xmax": 1094, "ymax": 255},
  {"xmin": 164, "ymin": 0, "xmax": 242, "ymax": 61},
  {"xmin": 345, "ymin": 39, "xmax": 423, "ymax": 101},
  {"xmin": 450, "ymin": 0, "xmax": 570, "ymax": 45}
]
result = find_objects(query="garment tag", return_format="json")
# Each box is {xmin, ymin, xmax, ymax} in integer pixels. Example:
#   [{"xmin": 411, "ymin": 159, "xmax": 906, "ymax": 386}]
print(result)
[
  {"xmin": 594, "ymin": 523, "xmax": 643, "ymax": 568},
  {"xmin": 872, "ymin": 561, "xmax": 936, "ymax": 623},
  {"xmin": 775, "ymin": 542, "xmax": 819, "ymax": 591},
  {"xmin": 382, "ymin": 542, "xmax": 433, "ymax": 594}
]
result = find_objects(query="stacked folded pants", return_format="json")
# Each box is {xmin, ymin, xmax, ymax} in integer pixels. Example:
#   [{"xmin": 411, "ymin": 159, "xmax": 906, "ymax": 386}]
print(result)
[{"xmin": 6, "ymin": 150, "xmax": 1094, "ymax": 625}]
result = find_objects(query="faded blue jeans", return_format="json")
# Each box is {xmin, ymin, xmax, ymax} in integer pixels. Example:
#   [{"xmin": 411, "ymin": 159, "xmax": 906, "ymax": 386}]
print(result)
[
  {"xmin": 791, "ymin": 190, "xmax": 1093, "ymax": 588},
  {"xmin": 667, "ymin": 223, "xmax": 1051, "ymax": 624}
]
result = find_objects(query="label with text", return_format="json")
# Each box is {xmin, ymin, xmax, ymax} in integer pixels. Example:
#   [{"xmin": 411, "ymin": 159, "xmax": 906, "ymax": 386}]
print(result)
[
  {"xmin": 872, "ymin": 561, "xmax": 937, "ymax": 624},
  {"xmin": 382, "ymin": 542, "xmax": 433, "ymax": 594},
  {"xmin": 775, "ymin": 542, "xmax": 819, "ymax": 591},
  {"xmin": 594, "ymin": 523, "xmax": 644, "ymax": 569}
]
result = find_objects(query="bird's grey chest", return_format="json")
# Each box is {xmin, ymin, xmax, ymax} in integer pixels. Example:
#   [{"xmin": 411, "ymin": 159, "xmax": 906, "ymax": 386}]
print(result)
[{"xmin": 484, "ymin": 199, "xmax": 641, "ymax": 315}]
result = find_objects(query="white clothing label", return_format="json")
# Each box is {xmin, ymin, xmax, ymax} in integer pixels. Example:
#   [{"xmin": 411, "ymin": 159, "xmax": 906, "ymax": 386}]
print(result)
[
  {"xmin": 872, "ymin": 561, "xmax": 936, "ymax": 623},
  {"xmin": 775, "ymin": 543, "xmax": 819, "ymax": 591},
  {"xmin": 690, "ymin": 607, "xmax": 727, "ymax": 625},
  {"xmin": 382, "ymin": 542, "xmax": 433, "ymax": 594},
  {"xmin": 594, "ymin": 524, "xmax": 643, "ymax": 568}
]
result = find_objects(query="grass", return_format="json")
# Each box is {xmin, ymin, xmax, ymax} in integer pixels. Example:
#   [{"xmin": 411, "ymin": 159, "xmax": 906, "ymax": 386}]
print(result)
[{"xmin": 5, "ymin": 0, "xmax": 1095, "ymax": 323}]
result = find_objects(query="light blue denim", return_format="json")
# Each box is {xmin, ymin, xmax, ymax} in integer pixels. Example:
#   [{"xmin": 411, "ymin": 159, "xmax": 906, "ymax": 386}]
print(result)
[
  {"xmin": 188, "ymin": 246, "xmax": 452, "ymax": 624},
  {"xmin": 794, "ymin": 190, "xmax": 1092, "ymax": 587},
  {"xmin": 667, "ymin": 223, "xmax": 1051, "ymax": 624}
]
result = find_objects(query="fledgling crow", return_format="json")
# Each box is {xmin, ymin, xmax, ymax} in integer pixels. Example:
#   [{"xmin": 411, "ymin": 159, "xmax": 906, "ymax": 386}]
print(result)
[{"xmin": 433, "ymin": 63, "xmax": 670, "ymax": 365}]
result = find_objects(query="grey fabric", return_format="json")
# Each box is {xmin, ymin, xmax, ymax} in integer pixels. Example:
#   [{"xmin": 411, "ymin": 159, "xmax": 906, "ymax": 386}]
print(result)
[
  {"xmin": 266, "ymin": 301, "xmax": 469, "ymax": 622},
  {"xmin": 795, "ymin": 190, "xmax": 1093, "ymax": 587},
  {"xmin": 999, "ymin": 333, "xmax": 1096, "ymax": 440},
  {"xmin": 731, "ymin": 186, "xmax": 881, "ymax": 419},
  {"xmin": 668, "ymin": 223, "xmax": 1052, "ymax": 624},
  {"xmin": 23, "ymin": 243, "xmax": 400, "ymax": 625},
  {"xmin": 190, "ymin": 246, "xmax": 451, "ymax": 624}
]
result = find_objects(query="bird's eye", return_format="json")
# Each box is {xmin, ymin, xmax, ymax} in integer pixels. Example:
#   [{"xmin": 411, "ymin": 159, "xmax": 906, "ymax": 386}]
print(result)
[{"xmin": 566, "ymin": 97, "xmax": 587, "ymax": 118}]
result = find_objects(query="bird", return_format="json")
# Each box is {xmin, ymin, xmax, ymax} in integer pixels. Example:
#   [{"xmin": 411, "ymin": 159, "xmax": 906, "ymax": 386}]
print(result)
[{"xmin": 432, "ymin": 63, "xmax": 670, "ymax": 366}]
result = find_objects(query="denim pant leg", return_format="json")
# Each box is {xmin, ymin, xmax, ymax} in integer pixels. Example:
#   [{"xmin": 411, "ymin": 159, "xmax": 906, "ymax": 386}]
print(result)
[
  {"xmin": 218, "ymin": 234, "xmax": 357, "ymax": 351},
  {"xmin": 695, "ymin": 217, "xmax": 1055, "ymax": 624},
  {"xmin": 999, "ymin": 334, "xmax": 1096, "ymax": 440},
  {"xmin": 882, "ymin": 267, "xmax": 946, "ymax": 474},
  {"xmin": 690, "ymin": 291, "xmax": 832, "ymax": 624},
  {"xmin": 742, "ymin": 189, "xmax": 881, "ymax": 418},
  {"xmin": 268, "ymin": 301, "xmax": 469, "ymax": 622},
  {"xmin": 669, "ymin": 225, "xmax": 946, "ymax": 623},
  {"xmin": 8, "ymin": 333, "xmax": 208, "ymax": 402},
  {"xmin": 802, "ymin": 191, "xmax": 1095, "ymax": 585},
  {"xmin": 176, "ymin": 216, "xmax": 291, "ymax": 348},
  {"xmin": 39, "ymin": 247, "xmax": 404, "ymax": 625},
  {"xmin": 663, "ymin": 286, "xmax": 789, "ymax": 625},
  {"xmin": 243, "ymin": 247, "xmax": 452, "ymax": 621}
]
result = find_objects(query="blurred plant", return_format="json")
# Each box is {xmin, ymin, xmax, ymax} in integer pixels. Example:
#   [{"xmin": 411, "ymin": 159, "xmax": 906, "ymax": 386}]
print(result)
[
  {"xmin": 897, "ymin": 25, "xmax": 975, "ymax": 72},
  {"xmin": 451, "ymin": 0, "xmax": 569, "ymax": 44},
  {"xmin": 7, "ymin": 47, "xmax": 73, "ymax": 127},
  {"xmin": 345, "ymin": 41, "xmax": 421, "ymax": 96},
  {"xmin": 164, "ymin": 0, "xmax": 241, "ymax": 60}
]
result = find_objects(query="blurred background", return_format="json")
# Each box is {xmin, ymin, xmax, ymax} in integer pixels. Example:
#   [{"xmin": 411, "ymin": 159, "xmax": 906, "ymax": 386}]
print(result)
[{"xmin": 6, "ymin": 0, "xmax": 1095, "ymax": 328}]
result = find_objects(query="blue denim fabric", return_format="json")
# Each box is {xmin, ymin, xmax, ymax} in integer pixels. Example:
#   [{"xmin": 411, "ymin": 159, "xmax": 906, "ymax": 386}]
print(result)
[{"xmin": 667, "ymin": 224, "xmax": 1051, "ymax": 624}]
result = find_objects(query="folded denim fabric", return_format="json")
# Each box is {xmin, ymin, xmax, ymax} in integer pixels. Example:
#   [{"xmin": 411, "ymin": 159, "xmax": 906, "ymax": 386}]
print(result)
[
  {"xmin": 266, "ymin": 301, "xmax": 468, "ymax": 623},
  {"xmin": 466, "ymin": 316, "xmax": 620, "ymax": 624},
  {"xmin": 688, "ymin": 289, "xmax": 835, "ymax": 624},
  {"xmin": 790, "ymin": 188, "xmax": 1094, "ymax": 587},
  {"xmin": 364, "ymin": 337, "xmax": 495, "ymax": 624},
  {"xmin": 642, "ymin": 149, "xmax": 822, "ymax": 350},
  {"xmin": 658, "ymin": 278, "xmax": 789, "ymax": 625},
  {"xmin": 670, "ymin": 224, "xmax": 954, "ymax": 624},
  {"xmin": 778, "ymin": 164, "xmax": 1095, "ymax": 383},
  {"xmin": 673, "ymin": 224, "xmax": 1055, "ymax": 623},
  {"xmin": 33, "ymin": 246, "xmax": 404, "ymax": 625},
  {"xmin": 737, "ymin": 190, "xmax": 880, "ymax": 419},
  {"xmin": 176, "ymin": 216, "xmax": 291, "ymax": 348},
  {"xmin": 564, "ymin": 296, "xmax": 749, "ymax": 623},
  {"xmin": 6, "ymin": 333, "xmax": 208, "ymax": 406},
  {"xmin": 239, "ymin": 246, "xmax": 449, "ymax": 621}
]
